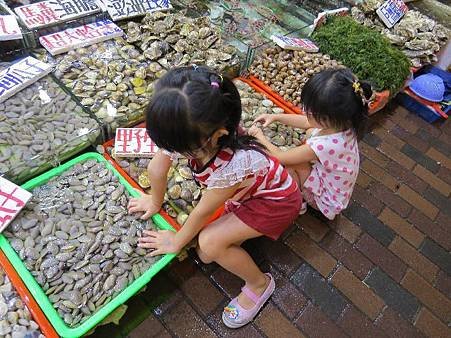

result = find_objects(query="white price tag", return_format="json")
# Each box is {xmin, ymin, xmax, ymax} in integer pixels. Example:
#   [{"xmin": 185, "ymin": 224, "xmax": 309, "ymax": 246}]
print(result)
[
  {"xmin": 0, "ymin": 15, "xmax": 22, "ymax": 41},
  {"xmin": 271, "ymin": 35, "xmax": 319, "ymax": 52},
  {"xmin": 0, "ymin": 56, "xmax": 52, "ymax": 104},
  {"xmin": 15, "ymin": 0, "xmax": 101, "ymax": 29},
  {"xmin": 115, "ymin": 128, "xmax": 158, "ymax": 158},
  {"xmin": 376, "ymin": 0, "xmax": 408, "ymax": 28},
  {"xmin": 102, "ymin": 0, "xmax": 171, "ymax": 21},
  {"xmin": 0, "ymin": 176, "xmax": 32, "ymax": 234},
  {"xmin": 39, "ymin": 19, "xmax": 124, "ymax": 55}
]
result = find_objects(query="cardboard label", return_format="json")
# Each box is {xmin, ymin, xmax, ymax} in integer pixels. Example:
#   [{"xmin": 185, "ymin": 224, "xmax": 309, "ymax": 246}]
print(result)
[
  {"xmin": 376, "ymin": 0, "xmax": 408, "ymax": 28},
  {"xmin": 0, "ymin": 15, "xmax": 22, "ymax": 41},
  {"xmin": 115, "ymin": 128, "xmax": 158, "ymax": 158},
  {"xmin": 0, "ymin": 176, "xmax": 32, "ymax": 234},
  {"xmin": 39, "ymin": 19, "xmax": 123, "ymax": 55},
  {"xmin": 102, "ymin": 0, "xmax": 171, "ymax": 21},
  {"xmin": 271, "ymin": 35, "xmax": 319, "ymax": 52},
  {"xmin": 0, "ymin": 56, "xmax": 52, "ymax": 103},
  {"xmin": 312, "ymin": 7, "xmax": 349, "ymax": 32},
  {"xmin": 15, "ymin": 0, "xmax": 101, "ymax": 29}
]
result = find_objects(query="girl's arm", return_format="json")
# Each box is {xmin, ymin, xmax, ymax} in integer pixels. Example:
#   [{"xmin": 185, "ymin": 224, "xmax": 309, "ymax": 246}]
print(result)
[
  {"xmin": 147, "ymin": 150, "xmax": 172, "ymax": 206},
  {"xmin": 249, "ymin": 126, "xmax": 317, "ymax": 166},
  {"xmin": 255, "ymin": 113, "xmax": 312, "ymax": 129},
  {"xmin": 128, "ymin": 150, "xmax": 172, "ymax": 219},
  {"xmin": 138, "ymin": 183, "xmax": 240, "ymax": 255}
]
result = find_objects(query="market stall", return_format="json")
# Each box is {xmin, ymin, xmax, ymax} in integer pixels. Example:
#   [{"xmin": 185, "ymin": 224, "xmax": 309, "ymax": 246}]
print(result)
[{"xmin": 0, "ymin": 0, "xmax": 449, "ymax": 336}]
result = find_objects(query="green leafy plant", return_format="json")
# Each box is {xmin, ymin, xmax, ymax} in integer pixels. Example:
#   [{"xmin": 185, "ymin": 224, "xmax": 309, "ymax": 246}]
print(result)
[{"xmin": 312, "ymin": 16, "xmax": 411, "ymax": 94}]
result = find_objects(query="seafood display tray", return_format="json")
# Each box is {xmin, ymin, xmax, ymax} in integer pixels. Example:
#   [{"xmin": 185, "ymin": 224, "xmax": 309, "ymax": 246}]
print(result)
[
  {"xmin": 0, "ymin": 152, "xmax": 177, "ymax": 338},
  {"xmin": 0, "ymin": 250, "xmax": 59, "ymax": 338},
  {"xmin": 101, "ymin": 134, "xmax": 224, "ymax": 230}
]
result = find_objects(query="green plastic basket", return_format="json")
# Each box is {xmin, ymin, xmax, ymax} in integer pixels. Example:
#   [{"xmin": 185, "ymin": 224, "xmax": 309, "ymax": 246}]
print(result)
[{"xmin": 0, "ymin": 152, "xmax": 176, "ymax": 338}]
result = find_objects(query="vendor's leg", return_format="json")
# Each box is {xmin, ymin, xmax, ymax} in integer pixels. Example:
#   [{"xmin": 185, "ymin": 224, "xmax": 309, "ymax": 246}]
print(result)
[{"xmin": 197, "ymin": 213, "xmax": 270, "ymax": 310}]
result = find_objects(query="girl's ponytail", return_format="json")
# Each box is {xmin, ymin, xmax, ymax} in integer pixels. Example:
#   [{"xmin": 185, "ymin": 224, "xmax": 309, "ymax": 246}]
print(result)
[{"xmin": 351, "ymin": 79, "xmax": 372, "ymax": 139}]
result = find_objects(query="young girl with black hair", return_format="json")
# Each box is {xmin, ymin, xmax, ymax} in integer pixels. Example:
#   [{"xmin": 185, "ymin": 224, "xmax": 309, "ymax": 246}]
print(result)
[
  {"xmin": 128, "ymin": 65, "xmax": 301, "ymax": 328},
  {"xmin": 250, "ymin": 68, "xmax": 371, "ymax": 220}
]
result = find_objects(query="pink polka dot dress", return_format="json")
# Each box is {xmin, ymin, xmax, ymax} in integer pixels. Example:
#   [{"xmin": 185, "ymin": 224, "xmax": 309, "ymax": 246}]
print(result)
[{"xmin": 303, "ymin": 128, "xmax": 359, "ymax": 220}]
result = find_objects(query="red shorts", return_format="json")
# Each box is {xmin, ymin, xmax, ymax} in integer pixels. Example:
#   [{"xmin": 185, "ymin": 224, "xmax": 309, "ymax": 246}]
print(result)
[{"xmin": 224, "ymin": 190, "xmax": 302, "ymax": 240}]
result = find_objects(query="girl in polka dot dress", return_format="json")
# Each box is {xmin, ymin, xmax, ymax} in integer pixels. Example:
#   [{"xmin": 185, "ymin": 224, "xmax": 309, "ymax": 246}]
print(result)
[{"xmin": 250, "ymin": 68, "xmax": 373, "ymax": 220}]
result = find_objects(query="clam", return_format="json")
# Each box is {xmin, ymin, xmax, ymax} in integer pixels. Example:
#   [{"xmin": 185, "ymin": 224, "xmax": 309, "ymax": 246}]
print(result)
[{"xmin": 4, "ymin": 160, "xmax": 162, "ymax": 328}]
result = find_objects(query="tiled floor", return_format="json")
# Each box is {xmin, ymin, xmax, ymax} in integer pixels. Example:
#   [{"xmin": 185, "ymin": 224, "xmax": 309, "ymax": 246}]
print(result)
[{"xmin": 90, "ymin": 105, "xmax": 450, "ymax": 337}]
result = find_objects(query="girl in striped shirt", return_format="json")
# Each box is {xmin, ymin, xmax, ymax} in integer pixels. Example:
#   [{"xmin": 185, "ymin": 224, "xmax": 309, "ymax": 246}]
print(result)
[{"xmin": 128, "ymin": 66, "xmax": 301, "ymax": 328}]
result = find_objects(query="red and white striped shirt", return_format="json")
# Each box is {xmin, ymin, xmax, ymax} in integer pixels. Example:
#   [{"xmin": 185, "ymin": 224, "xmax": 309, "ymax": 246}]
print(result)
[{"xmin": 188, "ymin": 148, "xmax": 298, "ymax": 203}]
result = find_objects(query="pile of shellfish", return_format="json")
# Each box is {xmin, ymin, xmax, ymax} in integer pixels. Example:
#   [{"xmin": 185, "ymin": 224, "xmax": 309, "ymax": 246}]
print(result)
[
  {"xmin": 249, "ymin": 46, "xmax": 342, "ymax": 106},
  {"xmin": 0, "ymin": 267, "xmax": 44, "ymax": 338},
  {"xmin": 4, "ymin": 160, "xmax": 160, "ymax": 327},
  {"xmin": 124, "ymin": 11, "xmax": 241, "ymax": 76},
  {"xmin": 35, "ymin": 38, "xmax": 167, "ymax": 131},
  {"xmin": 351, "ymin": 3, "xmax": 449, "ymax": 67},
  {"xmin": 235, "ymin": 79, "xmax": 305, "ymax": 150},
  {"xmin": 103, "ymin": 146, "xmax": 200, "ymax": 226},
  {"xmin": 0, "ymin": 76, "xmax": 100, "ymax": 183}
]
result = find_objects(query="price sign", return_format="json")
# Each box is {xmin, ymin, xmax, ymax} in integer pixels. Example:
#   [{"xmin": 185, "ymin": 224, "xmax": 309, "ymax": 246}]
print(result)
[
  {"xmin": 0, "ymin": 56, "xmax": 52, "ymax": 103},
  {"xmin": 14, "ymin": 1, "xmax": 60, "ymax": 29},
  {"xmin": 376, "ymin": 0, "xmax": 408, "ymax": 28},
  {"xmin": 48, "ymin": 0, "xmax": 100, "ymax": 21},
  {"xmin": 271, "ymin": 35, "xmax": 319, "ymax": 53},
  {"xmin": 0, "ymin": 15, "xmax": 22, "ymax": 41},
  {"xmin": 312, "ymin": 7, "xmax": 349, "ymax": 32},
  {"xmin": 39, "ymin": 19, "xmax": 123, "ymax": 55},
  {"xmin": 0, "ymin": 176, "xmax": 32, "ymax": 234},
  {"xmin": 102, "ymin": 0, "xmax": 171, "ymax": 21},
  {"xmin": 115, "ymin": 128, "xmax": 158, "ymax": 158},
  {"xmin": 15, "ymin": 0, "xmax": 101, "ymax": 29}
]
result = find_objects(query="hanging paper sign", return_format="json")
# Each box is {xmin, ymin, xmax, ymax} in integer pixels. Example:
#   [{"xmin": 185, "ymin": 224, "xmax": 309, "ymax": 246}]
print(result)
[
  {"xmin": 15, "ymin": 0, "xmax": 101, "ymax": 29},
  {"xmin": 376, "ymin": 0, "xmax": 408, "ymax": 28},
  {"xmin": 102, "ymin": 0, "xmax": 171, "ymax": 21},
  {"xmin": 0, "ymin": 176, "xmax": 32, "ymax": 234},
  {"xmin": 0, "ymin": 56, "xmax": 52, "ymax": 103},
  {"xmin": 39, "ymin": 19, "xmax": 123, "ymax": 55},
  {"xmin": 312, "ymin": 7, "xmax": 349, "ymax": 32},
  {"xmin": 115, "ymin": 128, "xmax": 158, "ymax": 158},
  {"xmin": 271, "ymin": 35, "xmax": 319, "ymax": 53},
  {"xmin": 0, "ymin": 15, "xmax": 22, "ymax": 41}
]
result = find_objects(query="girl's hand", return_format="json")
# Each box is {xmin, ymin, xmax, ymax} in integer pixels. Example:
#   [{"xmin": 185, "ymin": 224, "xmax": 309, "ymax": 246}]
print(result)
[
  {"xmin": 253, "ymin": 114, "xmax": 278, "ymax": 127},
  {"xmin": 248, "ymin": 125, "xmax": 265, "ymax": 141},
  {"xmin": 128, "ymin": 191, "xmax": 161, "ymax": 220},
  {"xmin": 138, "ymin": 230, "xmax": 179, "ymax": 256}
]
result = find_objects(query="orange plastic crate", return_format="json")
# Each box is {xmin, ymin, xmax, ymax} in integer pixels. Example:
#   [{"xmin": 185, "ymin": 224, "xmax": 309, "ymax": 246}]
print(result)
[{"xmin": 0, "ymin": 250, "xmax": 59, "ymax": 338}]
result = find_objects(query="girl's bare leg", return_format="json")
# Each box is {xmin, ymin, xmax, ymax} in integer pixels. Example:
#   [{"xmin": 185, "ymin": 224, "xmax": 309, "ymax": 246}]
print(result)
[
  {"xmin": 197, "ymin": 213, "xmax": 269, "ymax": 310},
  {"xmin": 288, "ymin": 162, "xmax": 312, "ymax": 187}
]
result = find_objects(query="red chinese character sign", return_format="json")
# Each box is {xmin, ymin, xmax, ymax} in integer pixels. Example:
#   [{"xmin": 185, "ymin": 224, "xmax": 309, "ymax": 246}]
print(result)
[
  {"xmin": 39, "ymin": 19, "xmax": 123, "ymax": 55},
  {"xmin": 271, "ymin": 35, "xmax": 319, "ymax": 53},
  {"xmin": 114, "ymin": 128, "xmax": 158, "ymax": 158},
  {"xmin": 376, "ymin": 0, "xmax": 408, "ymax": 28},
  {"xmin": 0, "ymin": 15, "xmax": 22, "ymax": 41},
  {"xmin": 0, "ymin": 177, "xmax": 32, "ymax": 233},
  {"xmin": 14, "ymin": 0, "xmax": 101, "ymax": 29}
]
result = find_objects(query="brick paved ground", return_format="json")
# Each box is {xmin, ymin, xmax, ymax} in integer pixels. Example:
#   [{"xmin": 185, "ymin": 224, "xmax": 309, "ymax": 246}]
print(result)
[{"xmin": 91, "ymin": 105, "xmax": 450, "ymax": 338}]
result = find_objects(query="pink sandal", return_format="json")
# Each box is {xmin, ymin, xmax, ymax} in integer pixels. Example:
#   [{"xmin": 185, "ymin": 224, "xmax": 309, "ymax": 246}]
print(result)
[{"xmin": 222, "ymin": 273, "xmax": 275, "ymax": 328}]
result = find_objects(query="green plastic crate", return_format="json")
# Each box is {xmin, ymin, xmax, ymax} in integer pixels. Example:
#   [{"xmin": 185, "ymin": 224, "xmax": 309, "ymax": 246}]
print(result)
[{"xmin": 0, "ymin": 152, "xmax": 176, "ymax": 338}]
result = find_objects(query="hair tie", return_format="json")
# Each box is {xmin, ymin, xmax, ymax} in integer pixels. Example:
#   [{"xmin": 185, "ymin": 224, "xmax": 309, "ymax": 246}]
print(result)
[
  {"xmin": 211, "ymin": 82, "xmax": 220, "ymax": 88},
  {"xmin": 192, "ymin": 64, "xmax": 199, "ymax": 71},
  {"xmin": 352, "ymin": 80, "xmax": 369, "ymax": 105}
]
